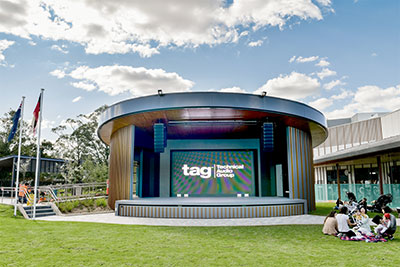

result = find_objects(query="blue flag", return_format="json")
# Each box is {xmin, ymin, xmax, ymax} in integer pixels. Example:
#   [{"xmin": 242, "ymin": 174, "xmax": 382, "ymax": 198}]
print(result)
[{"xmin": 8, "ymin": 103, "xmax": 22, "ymax": 142}]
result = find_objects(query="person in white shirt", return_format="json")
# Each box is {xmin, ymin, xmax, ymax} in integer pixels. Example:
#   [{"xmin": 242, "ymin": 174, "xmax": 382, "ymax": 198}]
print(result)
[{"xmin": 336, "ymin": 206, "xmax": 356, "ymax": 237}]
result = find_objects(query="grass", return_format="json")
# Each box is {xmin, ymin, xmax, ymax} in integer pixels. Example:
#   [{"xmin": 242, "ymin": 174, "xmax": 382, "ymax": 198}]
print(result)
[
  {"xmin": 1, "ymin": 204, "xmax": 399, "ymax": 267},
  {"xmin": 310, "ymin": 202, "xmax": 400, "ymax": 218}
]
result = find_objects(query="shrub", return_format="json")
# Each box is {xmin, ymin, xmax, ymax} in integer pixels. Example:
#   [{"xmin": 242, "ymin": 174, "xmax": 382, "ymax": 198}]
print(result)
[
  {"xmin": 57, "ymin": 197, "xmax": 108, "ymax": 213},
  {"xmin": 95, "ymin": 198, "xmax": 107, "ymax": 208}
]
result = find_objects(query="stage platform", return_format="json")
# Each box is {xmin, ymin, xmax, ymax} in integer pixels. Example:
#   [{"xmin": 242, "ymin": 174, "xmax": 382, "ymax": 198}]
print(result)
[{"xmin": 116, "ymin": 197, "xmax": 308, "ymax": 219}]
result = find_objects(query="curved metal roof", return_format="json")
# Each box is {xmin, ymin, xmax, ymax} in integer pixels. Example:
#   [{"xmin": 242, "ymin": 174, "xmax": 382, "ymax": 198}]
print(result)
[{"xmin": 98, "ymin": 92, "xmax": 328, "ymax": 147}]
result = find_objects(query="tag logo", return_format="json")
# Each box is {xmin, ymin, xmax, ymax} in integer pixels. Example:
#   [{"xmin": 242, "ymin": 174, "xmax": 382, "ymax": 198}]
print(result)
[
  {"xmin": 182, "ymin": 164, "xmax": 212, "ymax": 179},
  {"xmin": 182, "ymin": 164, "xmax": 244, "ymax": 179}
]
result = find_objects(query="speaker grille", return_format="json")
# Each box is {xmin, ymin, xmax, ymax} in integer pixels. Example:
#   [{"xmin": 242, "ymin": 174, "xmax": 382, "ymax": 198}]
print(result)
[
  {"xmin": 154, "ymin": 123, "xmax": 166, "ymax": 153},
  {"xmin": 262, "ymin": 122, "xmax": 274, "ymax": 152}
]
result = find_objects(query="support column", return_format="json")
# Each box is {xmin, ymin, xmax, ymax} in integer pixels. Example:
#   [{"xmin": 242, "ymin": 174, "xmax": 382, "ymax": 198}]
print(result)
[
  {"xmin": 377, "ymin": 156, "xmax": 384, "ymax": 195},
  {"xmin": 11, "ymin": 157, "xmax": 16, "ymax": 198},
  {"xmin": 336, "ymin": 163, "xmax": 341, "ymax": 200},
  {"xmin": 108, "ymin": 126, "xmax": 133, "ymax": 210}
]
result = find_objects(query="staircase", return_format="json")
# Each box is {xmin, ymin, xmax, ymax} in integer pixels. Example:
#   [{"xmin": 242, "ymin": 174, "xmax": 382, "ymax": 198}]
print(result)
[{"xmin": 23, "ymin": 205, "xmax": 57, "ymax": 218}]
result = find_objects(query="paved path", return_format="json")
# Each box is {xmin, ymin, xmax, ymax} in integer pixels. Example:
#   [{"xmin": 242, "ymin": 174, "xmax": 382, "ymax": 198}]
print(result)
[
  {"xmin": 3, "ymin": 197, "xmax": 398, "ymax": 227},
  {"xmin": 37, "ymin": 212, "xmax": 326, "ymax": 226},
  {"xmin": 37, "ymin": 213, "xmax": 400, "ymax": 227}
]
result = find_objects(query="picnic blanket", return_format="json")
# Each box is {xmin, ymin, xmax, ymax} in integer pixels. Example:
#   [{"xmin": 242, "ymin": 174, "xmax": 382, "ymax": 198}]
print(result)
[{"xmin": 340, "ymin": 233, "xmax": 387, "ymax": 243}]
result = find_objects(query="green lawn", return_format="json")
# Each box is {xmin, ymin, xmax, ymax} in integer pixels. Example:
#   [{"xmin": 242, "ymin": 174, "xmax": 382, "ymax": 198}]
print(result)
[
  {"xmin": 310, "ymin": 202, "xmax": 399, "ymax": 218},
  {"xmin": 1, "ymin": 204, "xmax": 399, "ymax": 267}
]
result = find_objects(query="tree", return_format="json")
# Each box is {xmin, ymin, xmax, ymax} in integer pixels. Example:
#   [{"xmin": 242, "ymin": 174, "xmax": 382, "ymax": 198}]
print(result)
[{"xmin": 52, "ymin": 105, "xmax": 109, "ymax": 183}]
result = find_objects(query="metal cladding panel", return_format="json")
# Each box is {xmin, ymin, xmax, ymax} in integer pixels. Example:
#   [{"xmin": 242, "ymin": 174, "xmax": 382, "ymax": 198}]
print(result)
[
  {"xmin": 116, "ymin": 204, "xmax": 305, "ymax": 218},
  {"xmin": 287, "ymin": 126, "xmax": 315, "ymax": 212}
]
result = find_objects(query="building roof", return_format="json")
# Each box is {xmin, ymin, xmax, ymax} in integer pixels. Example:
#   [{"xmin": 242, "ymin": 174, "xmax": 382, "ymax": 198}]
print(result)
[
  {"xmin": 98, "ymin": 92, "xmax": 328, "ymax": 147},
  {"xmin": 314, "ymin": 135, "xmax": 400, "ymax": 165},
  {"xmin": 0, "ymin": 155, "xmax": 65, "ymax": 168}
]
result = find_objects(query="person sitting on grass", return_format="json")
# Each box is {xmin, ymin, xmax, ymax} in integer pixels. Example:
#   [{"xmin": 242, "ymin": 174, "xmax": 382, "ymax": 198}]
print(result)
[
  {"xmin": 374, "ymin": 214, "xmax": 391, "ymax": 239},
  {"xmin": 381, "ymin": 206, "xmax": 397, "ymax": 240},
  {"xmin": 322, "ymin": 211, "xmax": 338, "ymax": 236},
  {"xmin": 336, "ymin": 206, "xmax": 356, "ymax": 238},
  {"xmin": 353, "ymin": 208, "xmax": 372, "ymax": 235}
]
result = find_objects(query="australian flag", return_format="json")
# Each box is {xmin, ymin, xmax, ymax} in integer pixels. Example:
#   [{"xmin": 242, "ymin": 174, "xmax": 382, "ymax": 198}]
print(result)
[{"xmin": 7, "ymin": 102, "xmax": 22, "ymax": 142}]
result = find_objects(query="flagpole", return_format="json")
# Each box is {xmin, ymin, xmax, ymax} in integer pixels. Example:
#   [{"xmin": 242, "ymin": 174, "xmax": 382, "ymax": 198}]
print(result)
[
  {"xmin": 14, "ymin": 96, "xmax": 25, "ymax": 216},
  {"xmin": 33, "ymin": 89, "xmax": 44, "ymax": 220}
]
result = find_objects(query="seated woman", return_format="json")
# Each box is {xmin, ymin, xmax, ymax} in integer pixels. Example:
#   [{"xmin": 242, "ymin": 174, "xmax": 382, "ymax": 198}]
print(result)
[
  {"xmin": 381, "ymin": 206, "xmax": 397, "ymax": 240},
  {"xmin": 374, "ymin": 214, "xmax": 391, "ymax": 238},
  {"xmin": 353, "ymin": 208, "xmax": 372, "ymax": 235},
  {"xmin": 336, "ymin": 206, "xmax": 357, "ymax": 238},
  {"xmin": 322, "ymin": 211, "xmax": 338, "ymax": 236}
]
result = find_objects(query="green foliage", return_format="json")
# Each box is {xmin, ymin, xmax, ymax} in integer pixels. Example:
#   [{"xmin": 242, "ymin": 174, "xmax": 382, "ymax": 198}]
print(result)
[
  {"xmin": 0, "ymin": 109, "xmax": 55, "ymax": 158},
  {"xmin": 79, "ymin": 159, "xmax": 108, "ymax": 183},
  {"xmin": 95, "ymin": 198, "xmax": 107, "ymax": 208},
  {"xmin": 52, "ymin": 105, "xmax": 109, "ymax": 183},
  {"xmin": 56, "ymin": 198, "xmax": 108, "ymax": 213},
  {"xmin": 1, "ymin": 204, "xmax": 399, "ymax": 266}
]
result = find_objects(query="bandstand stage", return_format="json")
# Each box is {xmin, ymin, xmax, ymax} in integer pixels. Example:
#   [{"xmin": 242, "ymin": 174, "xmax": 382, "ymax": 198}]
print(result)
[{"xmin": 98, "ymin": 92, "xmax": 327, "ymax": 218}]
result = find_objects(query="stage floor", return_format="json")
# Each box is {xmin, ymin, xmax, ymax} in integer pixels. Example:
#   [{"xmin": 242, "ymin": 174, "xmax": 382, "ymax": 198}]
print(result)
[
  {"xmin": 117, "ymin": 197, "xmax": 306, "ymax": 206},
  {"xmin": 116, "ymin": 197, "xmax": 308, "ymax": 219}
]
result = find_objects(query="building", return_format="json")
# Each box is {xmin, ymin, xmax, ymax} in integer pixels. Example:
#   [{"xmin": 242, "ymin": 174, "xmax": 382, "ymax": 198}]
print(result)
[
  {"xmin": 98, "ymin": 92, "xmax": 327, "ymax": 218},
  {"xmin": 314, "ymin": 109, "xmax": 400, "ymax": 208},
  {"xmin": 0, "ymin": 155, "xmax": 65, "ymax": 187}
]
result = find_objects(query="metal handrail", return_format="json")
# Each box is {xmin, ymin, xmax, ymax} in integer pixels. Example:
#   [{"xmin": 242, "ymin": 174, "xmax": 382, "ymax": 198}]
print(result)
[{"xmin": 1, "ymin": 182, "xmax": 107, "ymax": 204}]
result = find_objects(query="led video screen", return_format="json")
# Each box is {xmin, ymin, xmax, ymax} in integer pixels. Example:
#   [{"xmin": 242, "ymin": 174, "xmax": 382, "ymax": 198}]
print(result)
[{"xmin": 171, "ymin": 150, "xmax": 255, "ymax": 196}]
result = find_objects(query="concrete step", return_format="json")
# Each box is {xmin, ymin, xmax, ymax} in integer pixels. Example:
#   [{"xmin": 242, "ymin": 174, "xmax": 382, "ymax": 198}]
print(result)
[
  {"xmin": 23, "ymin": 205, "xmax": 52, "ymax": 210},
  {"xmin": 29, "ymin": 212, "xmax": 57, "ymax": 218},
  {"xmin": 23, "ymin": 205, "xmax": 56, "ymax": 218}
]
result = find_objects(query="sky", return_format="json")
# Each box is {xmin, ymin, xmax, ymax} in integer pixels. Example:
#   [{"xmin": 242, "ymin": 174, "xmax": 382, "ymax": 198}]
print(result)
[{"xmin": 0, "ymin": 0, "xmax": 399, "ymax": 141}]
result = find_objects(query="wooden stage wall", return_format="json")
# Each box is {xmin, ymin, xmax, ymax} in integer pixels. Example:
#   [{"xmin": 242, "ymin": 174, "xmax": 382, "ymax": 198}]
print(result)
[{"xmin": 108, "ymin": 126, "xmax": 132, "ymax": 210}]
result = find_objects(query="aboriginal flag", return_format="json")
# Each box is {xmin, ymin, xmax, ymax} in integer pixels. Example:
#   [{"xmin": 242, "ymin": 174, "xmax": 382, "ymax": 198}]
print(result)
[{"xmin": 32, "ymin": 94, "xmax": 41, "ymax": 135}]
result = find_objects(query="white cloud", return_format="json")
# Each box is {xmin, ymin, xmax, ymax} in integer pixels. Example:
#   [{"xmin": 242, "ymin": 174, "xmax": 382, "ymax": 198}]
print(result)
[
  {"xmin": 371, "ymin": 52, "xmax": 378, "ymax": 57},
  {"xmin": 317, "ymin": 68, "xmax": 336, "ymax": 79},
  {"xmin": 315, "ymin": 59, "xmax": 330, "ymax": 67},
  {"xmin": 308, "ymin": 97, "xmax": 333, "ymax": 111},
  {"xmin": 248, "ymin": 40, "xmax": 263, "ymax": 47},
  {"xmin": 51, "ymin": 44, "xmax": 68, "ymax": 54},
  {"xmin": 49, "ymin": 69, "xmax": 66, "ymax": 79},
  {"xmin": 331, "ymin": 90, "xmax": 353, "ymax": 100},
  {"xmin": 0, "ymin": 39, "xmax": 15, "ymax": 66},
  {"xmin": 352, "ymin": 84, "xmax": 400, "ymax": 111},
  {"xmin": 289, "ymin": 56, "xmax": 296, "ymax": 63},
  {"xmin": 28, "ymin": 40, "xmax": 36, "ymax": 46},
  {"xmin": 325, "ymin": 84, "xmax": 400, "ymax": 118},
  {"xmin": 0, "ymin": 1, "xmax": 332, "ymax": 56},
  {"xmin": 72, "ymin": 96, "xmax": 82, "ymax": 103},
  {"xmin": 70, "ymin": 81, "xmax": 96, "ymax": 92},
  {"xmin": 323, "ymin": 79, "xmax": 346, "ymax": 90},
  {"xmin": 316, "ymin": 0, "xmax": 332, "ymax": 6},
  {"xmin": 62, "ymin": 65, "xmax": 194, "ymax": 96},
  {"xmin": 41, "ymin": 119, "xmax": 56, "ymax": 130},
  {"xmin": 290, "ymin": 56, "xmax": 319, "ymax": 63},
  {"xmin": 255, "ymin": 72, "xmax": 320, "ymax": 100},
  {"xmin": 219, "ymin": 86, "xmax": 247, "ymax": 93}
]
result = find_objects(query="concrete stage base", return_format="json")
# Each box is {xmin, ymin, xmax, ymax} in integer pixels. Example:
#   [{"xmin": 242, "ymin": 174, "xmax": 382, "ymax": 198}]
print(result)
[{"xmin": 116, "ymin": 197, "xmax": 308, "ymax": 219}]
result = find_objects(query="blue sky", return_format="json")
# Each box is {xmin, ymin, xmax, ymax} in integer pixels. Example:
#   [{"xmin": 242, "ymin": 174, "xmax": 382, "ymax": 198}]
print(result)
[{"xmin": 0, "ymin": 0, "xmax": 399, "ymax": 141}]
